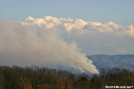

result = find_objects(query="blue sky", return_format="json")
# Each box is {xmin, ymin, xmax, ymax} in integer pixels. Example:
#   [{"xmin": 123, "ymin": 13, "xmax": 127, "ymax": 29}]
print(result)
[{"xmin": 0, "ymin": 0, "xmax": 134, "ymax": 26}]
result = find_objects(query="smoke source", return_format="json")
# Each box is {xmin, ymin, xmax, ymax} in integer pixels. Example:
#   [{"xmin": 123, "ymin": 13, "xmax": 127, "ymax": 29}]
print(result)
[{"xmin": 0, "ymin": 21, "xmax": 99, "ymax": 74}]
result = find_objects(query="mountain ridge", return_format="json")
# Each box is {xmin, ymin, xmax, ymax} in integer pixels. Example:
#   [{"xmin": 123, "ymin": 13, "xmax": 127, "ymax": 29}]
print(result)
[{"xmin": 87, "ymin": 54, "xmax": 134, "ymax": 71}]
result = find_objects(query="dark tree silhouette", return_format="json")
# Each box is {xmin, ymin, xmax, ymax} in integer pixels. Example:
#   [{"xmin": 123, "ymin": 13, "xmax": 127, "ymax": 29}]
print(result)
[{"xmin": 0, "ymin": 66, "xmax": 133, "ymax": 89}]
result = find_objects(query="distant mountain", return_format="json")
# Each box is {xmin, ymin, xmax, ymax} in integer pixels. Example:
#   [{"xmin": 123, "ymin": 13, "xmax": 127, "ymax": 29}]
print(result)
[{"xmin": 87, "ymin": 54, "xmax": 134, "ymax": 71}]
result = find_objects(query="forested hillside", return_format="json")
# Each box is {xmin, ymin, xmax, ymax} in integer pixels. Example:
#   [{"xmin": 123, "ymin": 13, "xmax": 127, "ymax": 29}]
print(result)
[{"xmin": 0, "ymin": 66, "xmax": 134, "ymax": 89}]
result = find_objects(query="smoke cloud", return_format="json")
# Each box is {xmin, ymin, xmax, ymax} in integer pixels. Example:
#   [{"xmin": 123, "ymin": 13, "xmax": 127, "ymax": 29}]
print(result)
[
  {"xmin": 0, "ymin": 21, "xmax": 99, "ymax": 74},
  {"xmin": 1, "ymin": 16, "xmax": 134, "ymax": 73}
]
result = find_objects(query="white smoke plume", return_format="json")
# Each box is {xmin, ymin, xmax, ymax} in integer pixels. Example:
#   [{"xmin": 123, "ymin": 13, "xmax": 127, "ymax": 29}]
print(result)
[
  {"xmin": 1, "ymin": 16, "xmax": 134, "ymax": 73},
  {"xmin": 0, "ymin": 21, "xmax": 99, "ymax": 74}
]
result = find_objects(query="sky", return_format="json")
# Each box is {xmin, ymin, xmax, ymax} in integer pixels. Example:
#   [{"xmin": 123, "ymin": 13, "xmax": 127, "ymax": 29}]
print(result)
[
  {"xmin": 0, "ymin": 0, "xmax": 134, "ymax": 25},
  {"xmin": 0, "ymin": 0, "xmax": 134, "ymax": 73}
]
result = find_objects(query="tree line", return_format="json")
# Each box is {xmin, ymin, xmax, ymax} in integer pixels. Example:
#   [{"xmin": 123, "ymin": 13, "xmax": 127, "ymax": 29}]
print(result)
[{"xmin": 0, "ymin": 66, "xmax": 134, "ymax": 89}]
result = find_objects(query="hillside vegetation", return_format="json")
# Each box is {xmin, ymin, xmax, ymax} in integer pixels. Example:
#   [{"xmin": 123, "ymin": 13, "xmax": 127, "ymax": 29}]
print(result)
[{"xmin": 0, "ymin": 66, "xmax": 134, "ymax": 89}]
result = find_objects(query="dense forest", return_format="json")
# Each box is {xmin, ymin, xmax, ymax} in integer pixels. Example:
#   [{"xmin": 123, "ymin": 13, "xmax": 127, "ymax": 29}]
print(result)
[{"xmin": 0, "ymin": 66, "xmax": 134, "ymax": 89}]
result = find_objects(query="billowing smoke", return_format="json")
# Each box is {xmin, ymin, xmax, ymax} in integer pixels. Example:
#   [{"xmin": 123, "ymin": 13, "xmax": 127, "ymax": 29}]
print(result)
[{"xmin": 0, "ymin": 21, "xmax": 99, "ymax": 74}]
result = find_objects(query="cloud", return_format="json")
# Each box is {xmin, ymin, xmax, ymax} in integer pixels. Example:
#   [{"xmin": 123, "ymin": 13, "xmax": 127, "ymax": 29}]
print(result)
[
  {"xmin": 0, "ymin": 21, "xmax": 99, "ymax": 74},
  {"xmin": 25, "ymin": 16, "xmax": 34, "ymax": 21},
  {"xmin": 22, "ymin": 16, "xmax": 134, "ymax": 37},
  {"xmin": 20, "ymin": 16, "xmax": 134, "ymax": 55},
  {"xmin": 126, "ymin": 25, "xmax": 134, "ymax": 37}
]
